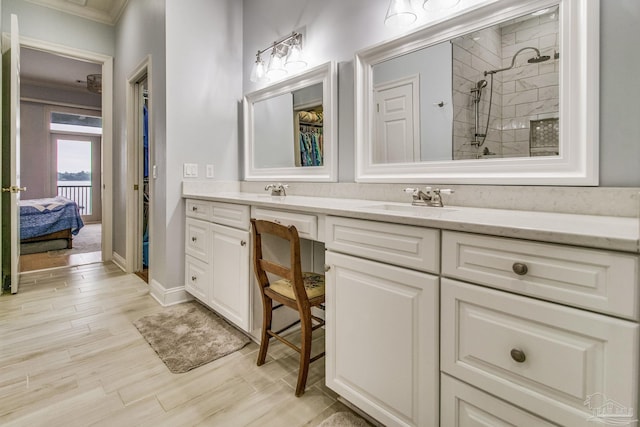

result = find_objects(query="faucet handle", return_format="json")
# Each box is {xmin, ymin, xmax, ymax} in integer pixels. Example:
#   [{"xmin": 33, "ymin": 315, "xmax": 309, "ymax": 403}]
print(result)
[
  {"xmin": 436, "ymin": 189, "xmax": 454, "ymax": 195},
  {"xmin": 403, "ymin": 187, "xmax": 418, "ymax": 193}
]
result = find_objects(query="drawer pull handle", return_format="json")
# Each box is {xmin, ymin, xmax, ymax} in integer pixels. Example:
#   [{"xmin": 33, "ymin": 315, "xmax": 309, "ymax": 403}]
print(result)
[
  {"xmin": 240, "ymin": 240, "xmax": 247, "ymax": 246},
  {"xmin": 191, "ymin": 236, "xmax": 197, "ymax": 242},
  {"xmin": 192, "ymin": 206, "xmax": 198, "ymax": 211},
  {"xmin": 510, "ymin": 348, "xmax": 526, "ymax": 363},
  {"xmin": 191, "ymin": 275, "xmax": 197, "ymax": 281},
  {"xmin": 512, "ymin": 262, "xmax": 528, "ymax": 276},
  {"xmin": 324, "ymin": 264, "xmax": 331, "ymax": 272}
]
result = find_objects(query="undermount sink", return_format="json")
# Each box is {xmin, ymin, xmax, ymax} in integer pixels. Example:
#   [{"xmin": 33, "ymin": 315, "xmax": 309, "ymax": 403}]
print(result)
[{"xmin": 363, "ymin": 203, "xmax": 458, "ymax": 215}]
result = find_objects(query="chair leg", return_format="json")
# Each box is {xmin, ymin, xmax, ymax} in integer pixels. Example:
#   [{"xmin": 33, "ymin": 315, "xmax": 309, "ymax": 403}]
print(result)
[
  {"xmin": 257, "ymin": 296, "xmax": 273, "ymax": 366},
  {"xmin": 295, "ymin": 310, "xmax": 313, "ymax": 397}
]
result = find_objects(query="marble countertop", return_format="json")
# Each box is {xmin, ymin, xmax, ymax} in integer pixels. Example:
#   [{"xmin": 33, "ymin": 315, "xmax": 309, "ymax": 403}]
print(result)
[{"xmin": 182, "ymin": 190, "xmax": 640, "ymax": 253}]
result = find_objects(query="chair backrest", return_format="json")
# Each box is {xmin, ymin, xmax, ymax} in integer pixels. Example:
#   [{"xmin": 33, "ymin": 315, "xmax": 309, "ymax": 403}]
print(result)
[{"xmin": 250, "ymin": 219, "xmax": 306, "ymax": 301}]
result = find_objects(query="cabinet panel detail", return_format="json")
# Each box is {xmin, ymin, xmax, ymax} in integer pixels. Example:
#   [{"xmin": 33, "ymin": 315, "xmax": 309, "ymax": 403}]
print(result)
[
  {"xmin": 326, "ymin": 216, "xmax": 439, "ymax": 274},
  {"xmin": 442, "ymin": 231, "xmax": 640, "ymax": 320},
  {"xmin": 185, "ymin": 199, "xmax": 211, "ymax": 220},
  {"xmin": 210, "ymin": 223, "xmax": 251, "ymax": 331},
  {"xmin": 441, "ymin": 278, "xmax": 639, "ymax": 427},
  {"xmin": 185, "ymin": 255, "xmax": 210, "ymax": 302},
  {"xmin": 211, "ymin": 202, "xmax": 250, "ymax": 230},
  {"xmin": 326, "ymin": 251, "xmax": 439, "ymax": 427},
  {"xmin": 252, "ymin": 207, "xmax": 318, "ymax": 241},
  {"xmin": 441, "ymin": 374, "xmax": 557, "ymax": 426},
  {"xmin": 185, "ymin": 218, "xmax": 210, "ymax": 261}
]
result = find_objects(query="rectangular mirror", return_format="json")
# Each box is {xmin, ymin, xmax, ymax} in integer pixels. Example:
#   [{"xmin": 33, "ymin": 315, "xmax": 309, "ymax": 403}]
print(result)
[
  {"xmin": 356, "ymin": 0, "xmax": 598, "ymax": 185},
  {"xmin": 244, "ymin": 61, "xmax": 337, "ymax": 181}
]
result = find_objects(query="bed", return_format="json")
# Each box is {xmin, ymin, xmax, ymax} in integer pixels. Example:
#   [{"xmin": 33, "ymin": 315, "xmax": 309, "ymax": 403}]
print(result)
[{"xmin": 19, "ymin": 196, "xmax": 84, "ymax": 253}]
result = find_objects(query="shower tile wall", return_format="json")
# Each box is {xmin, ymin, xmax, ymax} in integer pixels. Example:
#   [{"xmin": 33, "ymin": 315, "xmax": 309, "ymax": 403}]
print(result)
[
  {"xmin": 452, "ymin": 27, "xmax": 503, "ymax": 159},
  {"xmin": 500, "ymin": 11, "xmax": 559, "ymax": 157},
  {"xmin": 451, "ymin": 10, "xmax": 559, "ymax": 159}
]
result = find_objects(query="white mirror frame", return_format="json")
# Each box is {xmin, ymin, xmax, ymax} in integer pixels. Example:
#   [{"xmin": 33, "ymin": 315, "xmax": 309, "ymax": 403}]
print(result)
[
  {"xmin": 244, "ymin": 61, "xmax": 337, "ymax": 182},
  {"xmin": 355, "ymin": 0, "xmax": 599, "ymax": 185}
]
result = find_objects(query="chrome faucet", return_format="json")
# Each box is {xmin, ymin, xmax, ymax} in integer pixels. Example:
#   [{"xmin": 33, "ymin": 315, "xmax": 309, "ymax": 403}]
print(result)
[
  {"xmin": 403, "ymin": 187, "xmax": 454, "ymax": 207},
  {"xmin": 265, "ymin": 183, "xmax": 288, "ymax": 196}
]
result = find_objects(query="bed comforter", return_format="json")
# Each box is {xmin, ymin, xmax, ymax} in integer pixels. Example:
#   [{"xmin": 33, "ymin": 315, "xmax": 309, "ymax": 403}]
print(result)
[{"xmin": 19, "ymin": 196, "xmax": 84, "ymax": 240}]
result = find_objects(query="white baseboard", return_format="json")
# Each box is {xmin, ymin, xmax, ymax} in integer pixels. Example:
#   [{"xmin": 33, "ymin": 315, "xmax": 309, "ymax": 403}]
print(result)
[
  {"xmin": 112, "ymin": 251, "xmax": 126, "ymax": 271},
  {"xmin": 149, "ymin": 279, "xmax": 192, "ymax": 307}
]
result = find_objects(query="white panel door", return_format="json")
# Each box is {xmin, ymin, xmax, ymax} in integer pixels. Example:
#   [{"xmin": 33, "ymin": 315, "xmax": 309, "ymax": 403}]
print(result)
[
  {"xmin": 373, "ymin": 75, "xmax": 420, "ymax": 164},
  {"xmin": 210, "ymin": 223, "xmax": 251, "ymax": 331},
  {"xmin": 1, "ymin": 15, "xmax": 22, "ymax": 294},
  {"xmin": 325, "ymin": 251, "xmax": 439, "ymax": 427}
]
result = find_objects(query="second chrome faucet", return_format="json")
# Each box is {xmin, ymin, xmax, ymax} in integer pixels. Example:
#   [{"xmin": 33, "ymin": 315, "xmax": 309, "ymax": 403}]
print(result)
[{"xmin": 403, "ymin": 187, "xmax": 454, "ymax": 207}]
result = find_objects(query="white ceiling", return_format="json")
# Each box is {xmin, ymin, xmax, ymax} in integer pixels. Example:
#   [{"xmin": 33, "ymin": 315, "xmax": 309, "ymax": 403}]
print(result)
[
  {"xmin": 19, "ymin": 0, "xmax": 122, "ymax": 95},
  {"xmin": 23, "ymin": 0, "xmax": 128, "ymax": 25},
  {"xmin": 21, "ymin": 47, "xmax": 102, "ymax": 94}
]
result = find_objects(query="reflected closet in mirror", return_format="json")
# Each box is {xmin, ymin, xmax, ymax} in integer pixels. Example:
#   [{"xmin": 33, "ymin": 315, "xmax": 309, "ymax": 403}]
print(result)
[{"xmin": 244, "ymin": 61, "xmax": 337, "ymax": 181}]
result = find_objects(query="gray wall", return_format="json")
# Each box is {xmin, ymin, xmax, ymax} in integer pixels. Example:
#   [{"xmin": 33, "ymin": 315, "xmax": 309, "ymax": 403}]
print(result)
[
  {"xmin": 113, "ymin": 0, "xmax": 166, "ymax": 282},
  {"xmin": 1, "ymin": 0, "xmax": 114, "ymax": 56},
  {"xmin": 243, "ymin": 0, "xmax": 640, "ymax": 187},
  {"xmin": 163, "ymin": 0, "xmax": 243, "ymax": 290}
]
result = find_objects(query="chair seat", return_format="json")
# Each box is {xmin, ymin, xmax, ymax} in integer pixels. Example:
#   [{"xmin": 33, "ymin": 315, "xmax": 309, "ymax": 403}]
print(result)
[{"xmin": 269, "ymin": 272, "xmax": 325, "ymax": 300}]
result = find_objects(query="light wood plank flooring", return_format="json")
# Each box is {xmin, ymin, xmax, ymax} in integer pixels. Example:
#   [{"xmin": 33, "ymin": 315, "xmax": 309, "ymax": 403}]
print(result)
[{"xmin": 0, "ymin": 263, "xmax": 357, "ymax": 426}]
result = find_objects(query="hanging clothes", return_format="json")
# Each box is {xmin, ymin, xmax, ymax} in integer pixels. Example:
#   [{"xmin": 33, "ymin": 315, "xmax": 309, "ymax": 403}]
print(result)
[{"xmin": 297, "ymin": 110, "xmax": 323, "ymax": 167}]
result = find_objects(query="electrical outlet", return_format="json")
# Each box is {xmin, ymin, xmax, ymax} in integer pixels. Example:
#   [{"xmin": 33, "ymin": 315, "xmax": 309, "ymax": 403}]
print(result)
[{"xmin": 206, "ymin": 164, "xmax": 214, "ymax": 178}]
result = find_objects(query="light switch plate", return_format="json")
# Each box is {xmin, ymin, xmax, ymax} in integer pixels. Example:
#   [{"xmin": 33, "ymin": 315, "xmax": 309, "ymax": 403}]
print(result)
[
  {"xmin": 206, "ymin": 164, "xmax": 214, "ymax": 178},
  {"xmin": 183, "ymin": 163, "xmax": 198, "ymax": 178}
]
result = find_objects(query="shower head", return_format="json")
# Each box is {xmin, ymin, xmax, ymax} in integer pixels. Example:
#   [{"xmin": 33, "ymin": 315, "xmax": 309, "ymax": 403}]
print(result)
[
  {"xmin": 484, "ymin": 46, "xmax": 549, "ymax": 76},
  {"xmin": 528, "ymin": 55, "xmax": 551, "ymax": 63},
  {"xmin": 477, "ymin": 79, "xmax": 488, "ymax": 89}
]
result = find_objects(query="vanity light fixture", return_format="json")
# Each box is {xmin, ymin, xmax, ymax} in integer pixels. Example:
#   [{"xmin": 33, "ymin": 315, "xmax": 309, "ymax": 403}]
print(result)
[
  {"xmin": 423, "ymin": 0, "xmax": 461, "ymax": 10},
  {"xmin": 384, "ymin": 0, "xmax": 417, "ymax": 27},
  {"xmin": 249, "ymin": 31, "xmax": 307, "ymax": 83}
]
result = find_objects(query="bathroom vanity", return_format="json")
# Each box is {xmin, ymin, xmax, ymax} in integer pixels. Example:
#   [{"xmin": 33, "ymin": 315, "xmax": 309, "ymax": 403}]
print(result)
[{"xmin": 182, "ymin": 188, "xmax": 639, "ymax": 427}]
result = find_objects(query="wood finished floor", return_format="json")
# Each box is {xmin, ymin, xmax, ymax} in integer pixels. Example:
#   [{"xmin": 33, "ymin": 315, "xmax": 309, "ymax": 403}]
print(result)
[{"xmin": 0, "ymin": 263, "xmax": 357, "ymax": 426}]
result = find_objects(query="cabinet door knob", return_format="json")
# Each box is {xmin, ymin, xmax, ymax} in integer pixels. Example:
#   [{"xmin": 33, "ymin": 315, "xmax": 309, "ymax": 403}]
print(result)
[
  {"xmin": 191, "ymin": 236, "xmax": 197, "ymax": 242},
  {"xmin": 510, "ymin": 348, "xmax": 526, "ymax": 363},
  {"xmin": 240, "ymin": 240, "xmax": 246, "ymax": 246},
  {"xmin": 512, "ymin": 262, "xmax": 528, "ymax": 275},
  {"xmin": 191, "ymin": 275, "xmax": 197, "ymax": 281},
  {"xmin": 192, "ymin": 206, "xmax": 198, "ymax": 211},
  {"xmin": 324, "ymin": 264, "xmax": 331, "ymax": 272}
]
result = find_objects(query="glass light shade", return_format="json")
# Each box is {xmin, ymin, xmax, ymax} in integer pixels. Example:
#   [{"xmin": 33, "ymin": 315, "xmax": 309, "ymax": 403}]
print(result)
[
  {"xmin": 249, "ymin": 55, "xmax": 266, "ymax": 83},
  {"xmin": 385, "ymin": 0, "xmax": 417, "ymax": 27},
  {"xmin": 423, "ymin": 0, "xmax": 461, "ymax": 10},
  {"xmin": 284, "ymin": 40, "xmax": 307, "ymax": 72},
  {"xmin": 266, "ymin": 49, "xmax": 287, "ymax": 79}
]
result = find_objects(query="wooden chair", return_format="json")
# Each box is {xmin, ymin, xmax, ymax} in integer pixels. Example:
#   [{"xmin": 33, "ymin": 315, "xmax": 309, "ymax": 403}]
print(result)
[{"xmin": 250, "ymin": 218, "xmax": 326, "ymax": 397}]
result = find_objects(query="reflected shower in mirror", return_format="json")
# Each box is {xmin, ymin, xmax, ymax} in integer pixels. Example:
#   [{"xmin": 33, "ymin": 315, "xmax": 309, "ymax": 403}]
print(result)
[{"xmin": 371, "ymin": 6, "xmax": 560, "ymax": 163}]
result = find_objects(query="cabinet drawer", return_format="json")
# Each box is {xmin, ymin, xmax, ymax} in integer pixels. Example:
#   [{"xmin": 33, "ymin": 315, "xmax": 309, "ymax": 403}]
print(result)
[
  {"xmin": 326, "ymin": 216, "xmax": 439, "ymax": 274},
  {"xmin": 441, "ymin": 374, "xmax": 556, "ymax": 426},
  {"xmin": 442, "ymin": 231, "xmax": 640, "ymax": 320},
  {"xmin": 441, "ymin": 278, "xmax": 639, "ymax": 427},
  {"xmin": 252, "ymin": 207, "xmax": 317, "ymax": 241},
  {"xmin": 185, "ymin": 199, "xmax": 211, "ymax": 220},
  {"xmin": 185, "ymin": 218, "xmax": 209, "ymax": 261},
  {"xmin": 210, "ymin": 202, "xmax": 250, "ymax": 230},
  {"xmin": 185, "ymin": 255, "xmax": 210, "ymax": 302}
]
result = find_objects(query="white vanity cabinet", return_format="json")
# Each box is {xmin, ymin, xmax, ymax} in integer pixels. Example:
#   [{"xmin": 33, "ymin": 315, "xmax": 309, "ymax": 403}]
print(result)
[
  {"xmin": 325, "ymin": 216, "xmax": 440, "ymax": 427},
  {"xmin": 184, "ymin": 199, "xmax": 252, "ymax": 332},
  {"xmin": 440, "ymin": 231, "xmax": 640, "ymax": 427}
]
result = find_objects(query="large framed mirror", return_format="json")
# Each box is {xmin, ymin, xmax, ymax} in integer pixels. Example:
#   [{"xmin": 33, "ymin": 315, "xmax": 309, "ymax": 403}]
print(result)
[
  {"xmin": 355, "ymin": 0, "xmax": 599, "ymax": 185},
  {"xmin": 244, "ymin": 61, "xmax": 337, "ymax": 181}
]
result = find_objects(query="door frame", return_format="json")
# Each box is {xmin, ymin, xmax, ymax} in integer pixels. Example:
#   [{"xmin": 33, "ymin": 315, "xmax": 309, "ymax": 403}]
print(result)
[
  {"xmin": 125, "ymin": 55, "xmax": 152, "ymax": 274},
  {"xmin": 17, "ymin": 35, "xmax": 113, "ymax": 263}
]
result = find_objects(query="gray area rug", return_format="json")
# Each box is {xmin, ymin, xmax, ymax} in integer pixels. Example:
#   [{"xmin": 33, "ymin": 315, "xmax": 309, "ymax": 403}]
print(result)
[
  {"xmin": 317, "ymin": 412, "xmax": 370, "ymax": 427},
  {"xmin": 133, "ymin": 301, "xmax": 250, "ymax": 373}
]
